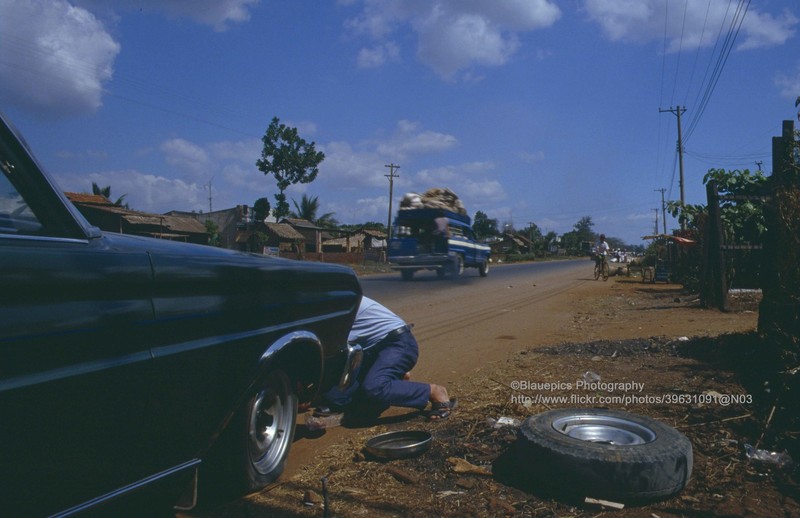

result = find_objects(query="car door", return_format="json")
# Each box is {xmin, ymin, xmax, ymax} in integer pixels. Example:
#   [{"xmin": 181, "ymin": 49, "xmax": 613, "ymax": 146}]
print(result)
[{"xmin": 0, "ymin": 122, "xmax": 163, "ymax": 515}]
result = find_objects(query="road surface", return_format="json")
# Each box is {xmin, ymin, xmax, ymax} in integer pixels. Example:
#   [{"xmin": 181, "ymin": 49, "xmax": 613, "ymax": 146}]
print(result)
[{"xmin": 284, "ymin": 259, "xmax": 597, "ymax": 473}]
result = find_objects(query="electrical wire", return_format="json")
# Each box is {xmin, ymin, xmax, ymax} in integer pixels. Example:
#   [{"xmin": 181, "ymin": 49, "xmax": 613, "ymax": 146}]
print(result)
[{"xmin": 683, "ymin": 0, "xmax": 752, "ymax": 144}]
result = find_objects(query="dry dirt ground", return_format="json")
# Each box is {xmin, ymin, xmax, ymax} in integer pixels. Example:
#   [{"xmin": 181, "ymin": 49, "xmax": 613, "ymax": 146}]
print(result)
[{"xmin": 203, "ymin": 275, "xmax": 799, "ymax": 517}]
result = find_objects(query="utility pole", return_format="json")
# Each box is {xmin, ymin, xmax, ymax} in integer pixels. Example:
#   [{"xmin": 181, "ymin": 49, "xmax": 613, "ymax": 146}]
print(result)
[
  {"xmin": 653, "ymin": 209, "xmax": 659, "ymax": 235},
  {"xmin": 654, "ymin": 188, "xmax": 667, "ymax": 234},
  {"xmin": 659, "ymin": 106, "xmax": 686, "ymax": 228},
  {"xmin": 206, "ymin": 177, "xmax": 213, "ymax": 213},
  {"xmin": 528, "ymin": 222, "xmax": 536, "ymax": 253},
  {"xmin": 384, "ymin": 163, "xmax": 400, "ymax": 241}
]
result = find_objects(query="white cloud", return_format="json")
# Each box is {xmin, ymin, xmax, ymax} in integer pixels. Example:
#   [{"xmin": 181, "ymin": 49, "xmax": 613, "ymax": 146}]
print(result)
[
  {"xmin": 775, "ymin": 63, "xmax": 800, "ymax": 100},
  {"xmin": 0, "ymin": 0, "xmax": 260, "ymax": 118},
  {"xmin": 411, "ymin": 162, "xmax": 506, "ymax": 208},
  {"xmin": 56, "ymin": 169, "xmax": 204, "ymax": 213},
  {"xmin": 374, "ymin": 120, "xmax": 458, "ymax": 160},
  {"xmin": 346, "ymin": 0, "xmax": 560, "ymax": 78},
  {"xmin": 161, "ymin": 138, "xmax": 212, "ymax": 179},
  {"xmin": 78, "ymin": 0, "xmax": 260, "ymax": 31},
  {"xmin": 0, "ymin": 0, "xmax": 120, "ymax": 118},
  {"xmin": 583, "ymin": 0, "xmax": 797, "ymax": 52},
  {"xmin": 357, "ymin": 42, "xmax": 400, "ymax": 68},
  {"xmin": 738, "ymin": 8, "xmax": 798, "ymax": 51}
]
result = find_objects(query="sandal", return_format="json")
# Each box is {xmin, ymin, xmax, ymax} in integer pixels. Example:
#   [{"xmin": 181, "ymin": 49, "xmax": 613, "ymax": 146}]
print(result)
[
  {"xmin": 426, "ymin": 397, "xmax": 457, "ymax": 421},
  {"xmin": 313, "ymin": 406, "xmax": 344, "ymax": 418}
]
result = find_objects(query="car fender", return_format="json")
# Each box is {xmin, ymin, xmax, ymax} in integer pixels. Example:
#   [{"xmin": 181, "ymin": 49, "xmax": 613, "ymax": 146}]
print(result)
[{"xmin": 257, "ymin": 330, "xmax": 325, "ymax": 404}]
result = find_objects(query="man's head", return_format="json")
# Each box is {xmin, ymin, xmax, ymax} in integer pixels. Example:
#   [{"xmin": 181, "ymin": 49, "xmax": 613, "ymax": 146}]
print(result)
[{"xmin": 600, "ymin": 234, "xmax": 606, "ymax": 241}]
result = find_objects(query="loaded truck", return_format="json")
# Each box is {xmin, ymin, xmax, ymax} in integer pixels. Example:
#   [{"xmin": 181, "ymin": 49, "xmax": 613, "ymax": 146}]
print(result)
[{"xmin": 387, "ymin": 189, "xmax": 491, "ymax": 280}]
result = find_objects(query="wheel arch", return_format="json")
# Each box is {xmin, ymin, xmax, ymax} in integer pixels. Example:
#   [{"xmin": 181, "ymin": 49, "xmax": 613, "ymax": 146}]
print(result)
[{"xmin": 257, "ymin": 330, "xmax": 325, "ymax": 405}]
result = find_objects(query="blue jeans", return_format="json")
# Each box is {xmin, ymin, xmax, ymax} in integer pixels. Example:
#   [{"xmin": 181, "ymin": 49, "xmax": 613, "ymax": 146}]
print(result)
[{"xmin": 325, "ymin": 329, "xmax": 430, "ymax": 410}]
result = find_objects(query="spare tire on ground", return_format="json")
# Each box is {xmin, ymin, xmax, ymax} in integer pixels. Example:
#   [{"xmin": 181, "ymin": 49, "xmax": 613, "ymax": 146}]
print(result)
[{"xmin": 516, "ymin": 408, "xmax": 692, "ymax": 503}]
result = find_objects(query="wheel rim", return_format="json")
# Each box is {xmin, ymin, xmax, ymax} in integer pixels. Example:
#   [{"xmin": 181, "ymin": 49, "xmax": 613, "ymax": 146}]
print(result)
[
  {"xmin": 552, "ymin": 414, "xmax": 656, "ymax": 445},
  {"xmin": 247, "ymin": 376, "xmax": 293, "ymax": 475}
]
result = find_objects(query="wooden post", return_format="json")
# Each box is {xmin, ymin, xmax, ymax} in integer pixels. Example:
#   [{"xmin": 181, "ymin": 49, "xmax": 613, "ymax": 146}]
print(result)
[{"xmin": 706, "ymin": 180, "xmax": 728, "ymax": 311}]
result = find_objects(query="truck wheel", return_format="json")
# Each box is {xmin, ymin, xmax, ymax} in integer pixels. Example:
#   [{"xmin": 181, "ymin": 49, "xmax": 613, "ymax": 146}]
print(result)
[
  {"xmin": 401, "ymin": 270, "xmax": 414, "ymax": 281},
  {"xmin": 449, "ymin": 255, "xmax": 464, "ymax": 278},
  {"xmin": 516, "ymin": 408, "xmax": 692, "ymax": 503},
  {"xmin": 479, "ymin": 260, "xmax": 489, "ymax": 277}
]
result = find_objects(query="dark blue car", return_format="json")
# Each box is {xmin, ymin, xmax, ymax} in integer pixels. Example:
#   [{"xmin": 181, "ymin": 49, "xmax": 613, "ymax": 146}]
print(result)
[{"xmin": 0, "ymin": 112, "xmax": 362, "ymax": 516}]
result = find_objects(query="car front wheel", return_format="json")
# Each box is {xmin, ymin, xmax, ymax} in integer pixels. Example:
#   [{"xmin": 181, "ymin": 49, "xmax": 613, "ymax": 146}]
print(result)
[{"xmin": 241, "ymin": 370, "xmax": 297, "ymax": 491}]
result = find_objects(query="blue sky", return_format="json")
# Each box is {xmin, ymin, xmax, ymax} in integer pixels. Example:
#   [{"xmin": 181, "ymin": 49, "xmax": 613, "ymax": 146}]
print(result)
[{"xmin": 1, "ymin": 0, "xmax": 798, "ymax": 245}]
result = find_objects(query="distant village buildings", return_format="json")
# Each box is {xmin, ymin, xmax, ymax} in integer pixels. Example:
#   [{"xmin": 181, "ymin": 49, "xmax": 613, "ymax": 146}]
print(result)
[{"xmin": 65, "ymin": 193, "xmax": 387, "ymax": 263}]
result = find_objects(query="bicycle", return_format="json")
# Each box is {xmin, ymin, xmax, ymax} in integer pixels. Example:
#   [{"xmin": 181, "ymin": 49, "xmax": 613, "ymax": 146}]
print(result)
[{"xmin": 594, "ymin": 255, "xmax": 610, "ymax": 281}]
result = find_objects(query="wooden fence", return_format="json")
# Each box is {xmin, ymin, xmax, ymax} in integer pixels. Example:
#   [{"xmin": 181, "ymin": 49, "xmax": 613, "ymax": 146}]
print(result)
[{"xmin": 702, "ymin": 119, "xmax": 795, "ymax": 312}]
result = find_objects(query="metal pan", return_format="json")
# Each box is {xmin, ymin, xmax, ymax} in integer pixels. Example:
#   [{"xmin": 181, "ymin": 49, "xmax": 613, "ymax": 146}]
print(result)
[{"xmin": 365, "ymin": 430, "xmax": 432, "ymax": 459}]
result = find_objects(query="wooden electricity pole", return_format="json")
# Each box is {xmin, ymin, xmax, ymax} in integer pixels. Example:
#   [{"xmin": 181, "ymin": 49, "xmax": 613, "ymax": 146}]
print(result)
[
  {"xmin": 654, "ymin": 188, "xmax": 667, "ymax": 234},
  {"xmin": 384, "ymin": 163, "xmax": 400, "ymax": 241},
  {"xmin": 659, "ymin": 106, "xmax": 686, "ymax": 228}
]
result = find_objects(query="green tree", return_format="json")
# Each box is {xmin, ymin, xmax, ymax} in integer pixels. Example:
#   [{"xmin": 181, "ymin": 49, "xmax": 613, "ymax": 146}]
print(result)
[
  {"xmin": 204, "ymin": 219, "xmax": 220, "ymax": 247},
  {"xmin": 561, "ymin": 216, "xmax": 595, "ymax": 254},
  {"xmin": 256, "ymin": 117, "xmax": 325, "ymax": 220},
  {"xmin": 667, "ymin": 167, "xmax": 769, "ymax": 289},
  {"xmin": 472, "ymin": 210, "xmax": 499, "ymax": 239},
  {"xmin": 253, "ymin": 197, "xmax": 271, "ymax": 222},
  {"xmin": 337, "ymin": 222, "xmax": 387, "ymax": 233},
  {"xmin": 91, "ymin": 182, "xmax": 128, "ymax": 208},
  {"xmin": 290, "ymin": 194, "xmax": 338, "ymax": 228}
]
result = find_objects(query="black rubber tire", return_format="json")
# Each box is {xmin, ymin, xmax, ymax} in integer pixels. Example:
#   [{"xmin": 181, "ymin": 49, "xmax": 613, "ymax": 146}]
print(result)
[
  {"xmin": 602, "ymin": 262, "xmax": 610, "ymax": 281},
  {"xmin": 449, "ymin": 255, "xmax": 464, "ymax": 278},
  {"xmin": 401, "ymin": 269, "xmax": 415, "ymax": 281},
  {"xmin": 478, "ymin": 260, "xmax": 489, "ymax": 277},
  {"xmin": 593, "ymin": 263, "xmax": 601, "ymax": 280},
  {"xmin": 516, "ymin": 408, "xmax": 692, "ymax": 503}
]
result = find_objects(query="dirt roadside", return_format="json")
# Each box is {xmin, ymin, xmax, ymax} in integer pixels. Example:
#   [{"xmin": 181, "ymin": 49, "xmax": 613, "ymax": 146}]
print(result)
[{"xmin": 202, "ymin": 272, "xmax": 799, "ymax": 517}]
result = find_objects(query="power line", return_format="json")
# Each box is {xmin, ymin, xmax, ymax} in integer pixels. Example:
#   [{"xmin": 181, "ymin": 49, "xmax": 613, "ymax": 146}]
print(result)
[{"xmin": 683, "ymin": 0, "xmax": 752, "ymax": 143}]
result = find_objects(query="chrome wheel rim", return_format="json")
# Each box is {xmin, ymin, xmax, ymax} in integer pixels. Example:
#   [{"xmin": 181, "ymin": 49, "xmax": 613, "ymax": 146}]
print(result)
[
  {"xmin": 552, "ymin": 414, "xmax": 656, "ymax": 445},
  {"xmin": 247, "ymin": 379, "xmax": 292, "ymax": 475}
]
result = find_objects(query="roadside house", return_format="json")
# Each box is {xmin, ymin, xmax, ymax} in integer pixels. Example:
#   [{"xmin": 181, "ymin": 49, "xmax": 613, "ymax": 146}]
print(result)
[
  {"xmin": 65, "ymin": 192, "xmax": 209, "ymax": 244},
  {"xmin": 280, "ymin": 218, "xmax": 323, "ymax": 254}
]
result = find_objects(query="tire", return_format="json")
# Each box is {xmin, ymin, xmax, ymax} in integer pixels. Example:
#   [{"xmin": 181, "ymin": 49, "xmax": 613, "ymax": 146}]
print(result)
[
  {"xmin": 602, "ymin": 262, "xmax": 610, "ymax": 281},
  {"xmin": 449, "ymin": 255, "xmax": 464, "ymax": 278},
  {"xmin": 401, "ymin": 269, "xmax": 415, "ymax": 281},
  {"xmin": 478, "ymin": 260, "xmax": 489, "ymax": 277},
  {"xmin": 516, "ymin": 408, "xmax": 692, "ymax": 503},
  {"xmin": 593, "ymin": 263, "xmax": 600, "ymax": 280},
  {"xmin": 222, "ymin": 370, "xmax": 297, "ymax": 493}
]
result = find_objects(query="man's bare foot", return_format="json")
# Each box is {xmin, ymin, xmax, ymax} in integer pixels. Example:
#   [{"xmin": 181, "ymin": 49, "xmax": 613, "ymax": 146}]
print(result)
[{"xmin": 429, "ymin": 383, "xmax": 450, "ymax": 405}]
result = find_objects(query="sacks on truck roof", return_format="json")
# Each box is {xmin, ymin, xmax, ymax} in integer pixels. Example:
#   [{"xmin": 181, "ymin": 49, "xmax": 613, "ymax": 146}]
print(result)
[{"xmin": 400, "ymin": 188, "xmax": 467, "ymax": 216}]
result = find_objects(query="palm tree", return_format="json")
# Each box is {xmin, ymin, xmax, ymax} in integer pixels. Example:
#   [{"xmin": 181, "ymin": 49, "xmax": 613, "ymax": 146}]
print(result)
[
  {"xmin": 290, "ymin": 194, "xmax": 338, "ymax": 228},
  {"xmin": 91, "ymin": 182, "xmax": 128, "ymax": 208}
]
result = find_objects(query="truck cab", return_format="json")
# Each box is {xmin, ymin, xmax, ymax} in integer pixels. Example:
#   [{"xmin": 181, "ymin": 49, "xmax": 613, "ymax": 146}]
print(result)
[{"xmin": 387, "ymin": 208, "xmax": 491, "ymax": 280}]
